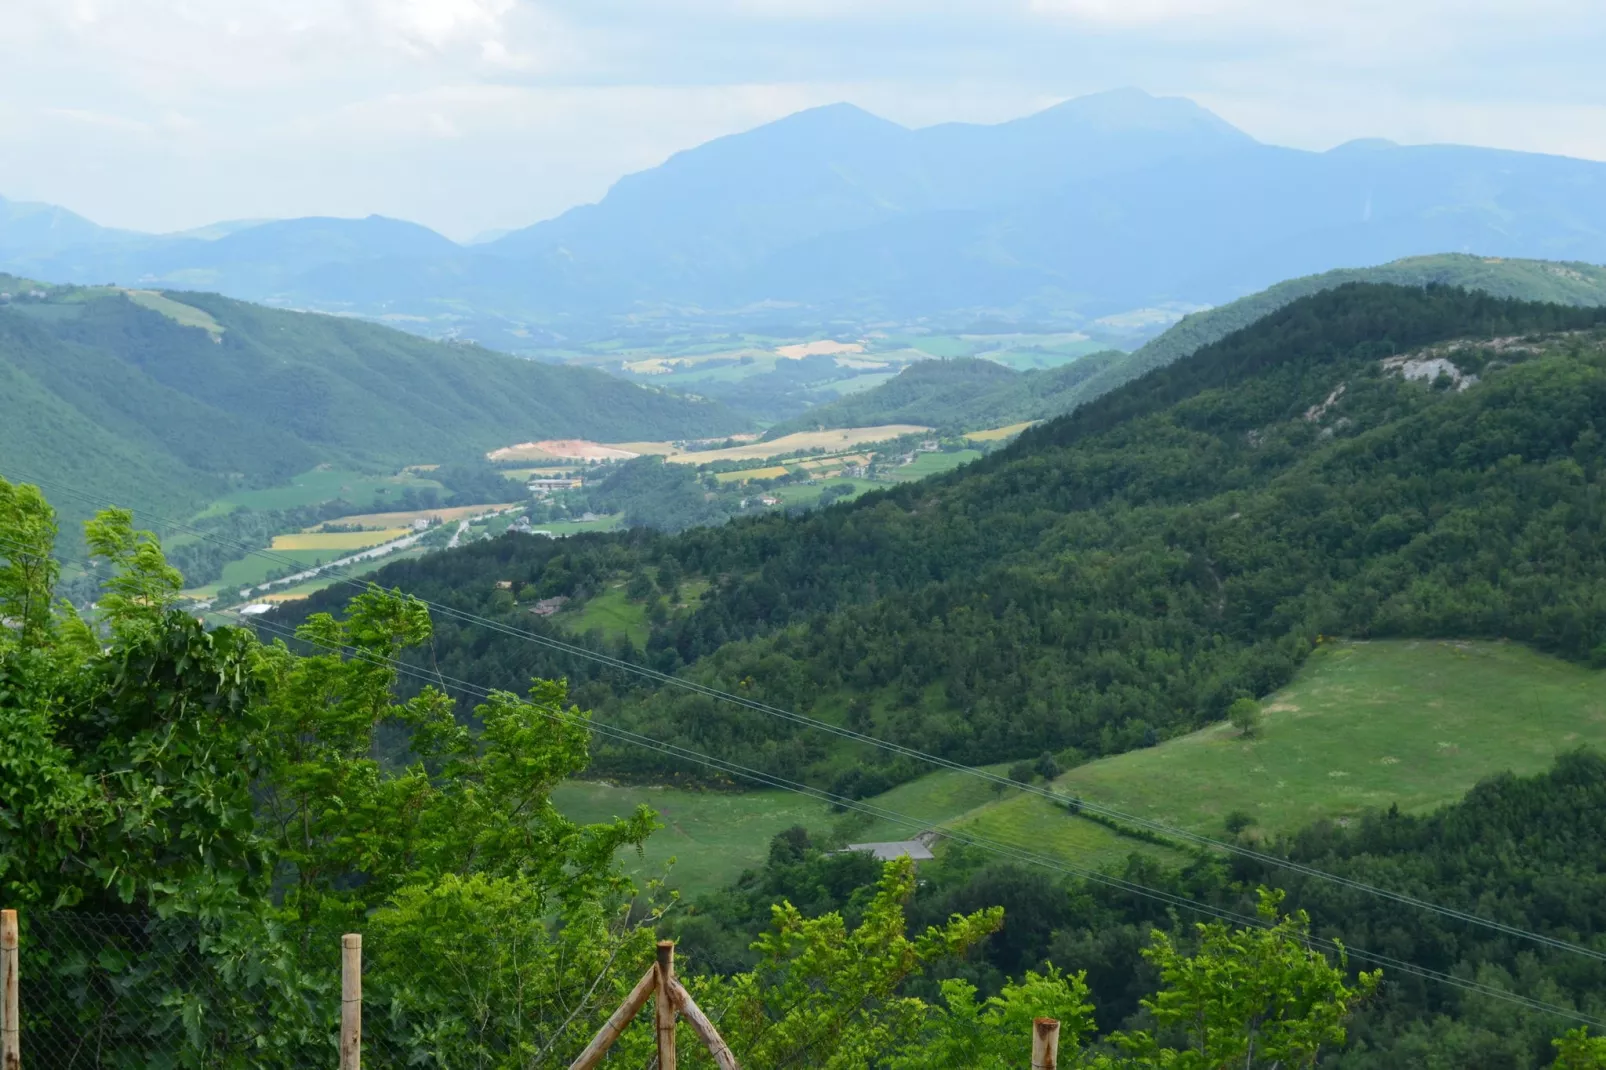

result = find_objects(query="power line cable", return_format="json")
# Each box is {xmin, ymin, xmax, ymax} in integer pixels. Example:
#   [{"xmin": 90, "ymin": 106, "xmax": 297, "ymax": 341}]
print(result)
[
  {"xmin": 8, "ymin": 471, "xmax": 1606, "ymax": 968},
  {"xmin": 216, "ymin": 608, "xmax": 1606, "ymax": 1030},
  {"xmin": 7, "ymin": 543, "xmax": 1604, "ymax": 1029}
]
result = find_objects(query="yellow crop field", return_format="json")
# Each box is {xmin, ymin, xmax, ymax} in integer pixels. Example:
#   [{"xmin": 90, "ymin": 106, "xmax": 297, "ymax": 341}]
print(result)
[
  {"xmin": 302, "ymin": 505, "xmax": 518, "ymax": 532},
  {"xmin": 662, "ymin": 425, "xmax": 929, "ymax": 465},
  {"xmin": 272, "ymin": 529, "xmax": 410, "ymax": 551},
  {"xmin": 965, "ymin": 421, "xmax": 1036, "ymax": 442},
  {"xmin": 715, "ymin": 466, "xmax": 790, "ymax": 484}
]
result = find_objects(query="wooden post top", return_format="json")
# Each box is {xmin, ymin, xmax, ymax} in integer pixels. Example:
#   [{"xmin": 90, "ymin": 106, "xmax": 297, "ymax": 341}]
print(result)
[
  {"xmin": 656, "ymin": 941, "xmax": 674, "ymax": 972},
  {"xmin": 0, "ymin": 910, "xmax": 15, "ymax": 949},
  {"xmin": 342, "ymin": 933, "xmax": 362, "ymax": 950}
]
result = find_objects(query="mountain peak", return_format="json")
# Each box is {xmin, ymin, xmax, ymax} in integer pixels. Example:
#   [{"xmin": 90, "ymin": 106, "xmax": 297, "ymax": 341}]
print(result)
[{"xmin": 1019, "ymin": 87, "xmax": 1253, "ymax": 140}]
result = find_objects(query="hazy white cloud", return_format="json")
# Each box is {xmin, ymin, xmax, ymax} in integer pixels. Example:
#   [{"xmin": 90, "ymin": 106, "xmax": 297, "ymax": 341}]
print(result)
[{"xmin": 1, "ymin": 0, "xmax": 1602, "ymax": 238}]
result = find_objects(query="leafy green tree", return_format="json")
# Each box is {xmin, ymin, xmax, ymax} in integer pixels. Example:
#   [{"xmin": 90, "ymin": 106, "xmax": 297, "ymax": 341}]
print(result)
[
  {"xmin": 1228, "ymin": 697, "xmax": 1262, "ymax": 739},
  {"xmin": 1108, "ymin": 889, "xmax": 1379, "ymax": 1069},
  {"xmin": 1553, "ymin": 1028, "xmax": 1606, "ymax": 1069},
  {"xmin": 890, "ymin": 967, "xmax": 1097, "ymax": 1070},
  {"xmin": 686, "ymin": 857, "xmax": 1003, "ymax": 1069}
]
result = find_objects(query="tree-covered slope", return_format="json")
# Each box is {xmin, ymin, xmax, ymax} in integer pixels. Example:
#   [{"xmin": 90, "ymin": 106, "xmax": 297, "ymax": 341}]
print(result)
[
  {"xmin": 771, "ymin": 256, "xmax": 1606, "ymax": 436},
  {"xmin": 290, "ymin": 284, "xmax": 1606, "ymax": 796},
  {"xmin": 0, "ymin": 279, "xmax": 746, "ymax": 521},
  {"xmin": 1080, "ymin": 253, "xmax": 1606, "ymax": 405},
  {"xmin": 765, "ymin": 352, "xmax": 1122, "ymax": 434}
]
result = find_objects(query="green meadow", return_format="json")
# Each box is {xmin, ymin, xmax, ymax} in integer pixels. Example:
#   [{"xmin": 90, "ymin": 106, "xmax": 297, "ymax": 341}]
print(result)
[
  {"xmin": 199, "ymin": 467, "xmax": 443, "ymax": 516},
  {"xmin": 557, "ymin": 638, "xmax": 1606, "ymax": 890}
]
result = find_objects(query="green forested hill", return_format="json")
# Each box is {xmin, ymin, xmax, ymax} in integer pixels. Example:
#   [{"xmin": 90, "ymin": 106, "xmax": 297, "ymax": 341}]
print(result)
[
  {"xmin": 1078, "ymin": 253, "xmax": 1606, "ymax": 404},
  {"xmin": 0, "ymin": 279, "xmax": 745, "ymax": 522},
  {"xmin": 288, "ymin": 283, "xmax": 1606, "ymax": 796},
  {"xmin": 766, "ymin": 256, "xmax": 1606, "ymax": 436},
  {"xmin": 765, "ymin": 352, "xmax": 1123, "ymax": 435}
]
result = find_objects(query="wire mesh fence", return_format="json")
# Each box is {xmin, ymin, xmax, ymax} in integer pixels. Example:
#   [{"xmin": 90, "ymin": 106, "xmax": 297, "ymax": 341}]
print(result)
[{"xmin": 4, "ymin": 909, "xmax": 419, "ymax": 1069}]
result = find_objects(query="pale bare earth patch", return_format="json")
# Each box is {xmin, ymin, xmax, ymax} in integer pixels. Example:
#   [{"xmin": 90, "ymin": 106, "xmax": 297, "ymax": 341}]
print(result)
[
  {"xmin": 775, "ymin": 340, "xmax": 865, "ymax": 359},
  {"xmin": 488, "ymin": 440, "xmax": 640, "ymax": 462},
  {"xmin": 659, "ymin": 425, "xmax": 931, "ymax": 465}
]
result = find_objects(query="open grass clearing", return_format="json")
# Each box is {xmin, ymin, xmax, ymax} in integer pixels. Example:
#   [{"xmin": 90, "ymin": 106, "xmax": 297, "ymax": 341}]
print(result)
[
  {"xmin": 556, "ymin": 638, "xmax": 1606, "ymax": 894},
  {"xmin": 199, "ymin": 468, "xmax": 443, "ymax": 515},
  {"xmin": 972, "ymin": 639, "xmax": 1606, "ymax": 848},
  {"xmin": 218, "ymin": 550, "xmax": 329, "ymax": 590},
  {"xmin": 965, "ymin": 421, "xmax": 1036, "ymax": 443},
  {"xmin": 272, "ymin": 529, "xmax": 410, "ymax": 551},
  {"xmin": 769, "ymin": 478, "xmax": 881, "ymax": 507},
  {"xmin": 886, "ymin": 449, "xmax": 983, "ymax": 481},
  {"xmin": 124, "ymin": 290, "xmax": 224, "ymax": 338},
  {"xmin": 552, "ymin": 783, "xmax": 839, "ymax": 897},
  {"xmin": 530, "ymin": 514, "xmax": 623, "ymax": 537},
  {"xmin": 553, "ymin": 585, "xmax": 650, "ymax": 647}
]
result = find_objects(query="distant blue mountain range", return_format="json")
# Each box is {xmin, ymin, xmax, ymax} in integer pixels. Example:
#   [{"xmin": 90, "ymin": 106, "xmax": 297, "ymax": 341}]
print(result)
[{"xmin": 5, "ymin": 89, "xmax": 1605, "ymax": 344}]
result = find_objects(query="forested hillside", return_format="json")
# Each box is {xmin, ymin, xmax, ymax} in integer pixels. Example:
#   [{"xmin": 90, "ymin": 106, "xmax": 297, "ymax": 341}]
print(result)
[
  {"xmin": 766, "ymin": 352, "xmax": 1122, "ymax": 435},
  {"xmin": 775, "ymin": 256, "xmax": 1606, "ymax": 436},
  {"xmin": 0, "ymin": 278, "xmax": 744, "ymax": 523},
  {"xmin": 297, "ymin": 283, "xmax": 1606, "ymax": 797},
  {"xmin": 1081, "ymin": 253, "xmax": 1606, "ymax": 404}
]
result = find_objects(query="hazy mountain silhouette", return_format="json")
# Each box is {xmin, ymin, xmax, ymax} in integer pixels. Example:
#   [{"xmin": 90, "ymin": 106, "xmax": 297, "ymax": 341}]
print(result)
[{"xmin": 5, "ymin": 89, "xmax": 1605, "ymax": 335}]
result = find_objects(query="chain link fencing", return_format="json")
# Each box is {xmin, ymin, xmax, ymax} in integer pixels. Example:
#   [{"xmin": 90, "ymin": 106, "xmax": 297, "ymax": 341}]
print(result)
[{"xmin": 5, "ymin": 910, "xmax": 421, "ymax": 1069}]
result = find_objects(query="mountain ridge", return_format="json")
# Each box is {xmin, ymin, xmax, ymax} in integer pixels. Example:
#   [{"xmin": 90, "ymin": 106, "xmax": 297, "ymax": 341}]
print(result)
[{"xmin": 6, "ymin": 90, "xmax": 1606, "ymax": 340}]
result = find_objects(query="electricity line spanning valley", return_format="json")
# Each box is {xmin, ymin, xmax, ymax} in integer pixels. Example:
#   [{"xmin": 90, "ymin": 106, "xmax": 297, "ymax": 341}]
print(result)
[
  {"xmin": 12, "ymin": 536, "xmax": 1606, "ymax": 1030},
  {"xmin": 8, "ymin": 469, "xmax": 1606, "ymax": 971}
]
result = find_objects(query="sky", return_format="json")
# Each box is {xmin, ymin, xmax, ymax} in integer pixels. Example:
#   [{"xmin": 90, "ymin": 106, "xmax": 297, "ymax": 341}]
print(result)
[{"xmin": 3, "ymin": 0, "xmax": 1603, "ymax": 241}]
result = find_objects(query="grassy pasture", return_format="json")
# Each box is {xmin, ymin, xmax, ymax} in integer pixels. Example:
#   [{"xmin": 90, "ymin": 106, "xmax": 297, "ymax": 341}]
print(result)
[
  {"xmin": 555, "ymin": 638, "xmax": 1606, "ymax": 893},
  {"xmin": 200, "ymin": 468, "xmax": 443, "ymax": 515},
  {"xmin": 965, "ymin": 421, "xmax": 1036, "ymax": 443},
  {"xmin": 769, "ymin": 478, "xmax": 880, "ymax": 507},
  {"xmin": 552, "ymin": 783, "xmax": 839, "ymax": 897},
  {"xmin": 218, "ymin": 550, "xmax": 328, "ymax": 590},
  {"xmin": 886, "ymin": 449, "xmax": 983, "ymax": 481},
  {"xmin": 124, "ymin": 290, "xmax": 224, "ymax": 338},
  {"xmin": 974, "ymin": 639, "xmax": 1606, "ymax": 846},
  {"xmin": 531, "ymin": 514, "xmax": 624, "ymax": 537},
  {"xmin": 554, "ymin": 586, "xmax": 650, "ymax": 647},
  {"xmin": 271, "ymin": 529, "xmax": 410, "ymax": 551}
]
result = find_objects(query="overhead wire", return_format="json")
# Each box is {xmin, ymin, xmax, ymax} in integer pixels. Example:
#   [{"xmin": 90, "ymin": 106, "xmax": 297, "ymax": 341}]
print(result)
[
  {"xmin": 6, "ymin": 469, "xmax": 1606, "ymax": 969},
  {"xmin": 7, "ymin": 536, "xmax": 1605, "ymax": 1029}
]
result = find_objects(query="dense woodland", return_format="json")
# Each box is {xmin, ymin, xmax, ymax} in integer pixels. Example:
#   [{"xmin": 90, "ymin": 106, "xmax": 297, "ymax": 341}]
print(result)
[
  {"xmin": 765, "ymin": 351, "xmax": 1123, "ymax": 435},
  {"xmin": 304, "ymin": 284, "xmax": 1606, "ymax": 798}
]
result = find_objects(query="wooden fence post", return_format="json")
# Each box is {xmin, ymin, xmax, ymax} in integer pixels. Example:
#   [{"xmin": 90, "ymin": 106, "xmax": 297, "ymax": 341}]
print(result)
[
  {"xmin": 340, "ymin": 934, "xmax": 361, "ymax": 1070},
  {"xmin": 2, "ymin": 910, "xmax": 18, "ymax": 1070},
  {"xmin": 1031, "ymin": 1017, "xmax": 1059, "ymax": 1070},
  {"xmin": 654, "ymin": 941, "xmax": 677, "ymax": 1070}
]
